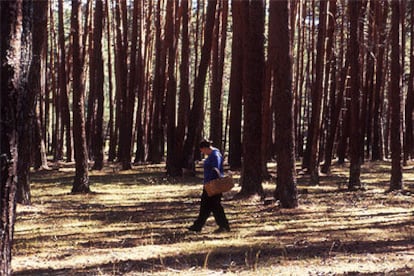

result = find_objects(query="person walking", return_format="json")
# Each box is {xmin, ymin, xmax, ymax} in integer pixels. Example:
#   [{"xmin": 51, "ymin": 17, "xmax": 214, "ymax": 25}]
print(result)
[{"xmin": 188, "ymin": 139, "xmax": 230, "ymax": 233}]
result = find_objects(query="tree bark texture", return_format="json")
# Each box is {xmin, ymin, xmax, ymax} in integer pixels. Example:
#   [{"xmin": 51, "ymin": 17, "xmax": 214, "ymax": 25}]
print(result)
[
  {"xmin": 270, "ymin": 0, "xmax": 298, "ymax": 208},
  {"xmin": 1, "ymin": 1, "xmax": 24, "ymax": 273},
  {"xmin": 71, "ymin": 0, "xmax": 90, "ymax": 193},
  {"xmin": 239, "ymin": 0, "xmax": 265, "ymax": 197}
]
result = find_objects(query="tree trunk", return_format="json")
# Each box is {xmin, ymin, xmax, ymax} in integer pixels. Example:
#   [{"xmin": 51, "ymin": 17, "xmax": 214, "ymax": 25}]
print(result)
[
  {"xmin": 404, "ymin": 3, "xmax": 414, "ymax": 162},
  {"xmin": 17, "ymin": 0, "xmax": 48, "ymax": 205},
  {"xmin": 149, "ymin": 0, "xmax": 167, "ymax": 164},
  {"xmin": 262, "ymin": 61, "xmax": 272, "ymax": 179},
  {"xmin": 372, "ymin": 2, "xmax": 388, "ymax": 161},
  {"xmin": 166, "ymin": 0, "xmax": 181, "ymax": 176},
  {"xmin": 134, "ymin": 0, "xmax": 146, "ymax": 164},
  {"xmin": 209, "ymin": 0, "xmax": 228, "ymax": 152},
  {"xmin": 294, "ymin": 1, "xmax": 307, "ymax": 159},
  {"xmin": 90, "ymin": 0, "xmax": 104, "ymax": 170},
  {"xmin": 348, "ymin": 1, "xmax": 363, "ymax": 191},
  {"xmin": 32, "ymin": 1, "xmax": 50, "ymax": 171},
  {"xmin": 364, "ymin": 1, "xmax": 376, "ymax": 160},
  {"xmin": 228, "ymin": 0, "xmax": 245, "ymax": 170},
  {"xmin": 71, "ymin": 0, "xmax": 90, "ymax": 194},
  {"xmin": 105, "ymin": 0, "xmax": 116, "ymax": 162},
  {"xmin": 116, "ymin": 0, "xmax": 132, "ymax": 166},
  {"xmin": 305, "ymin": 0, "xmax": 327, "ymax": 184},
  {"xmin": 119, "ymin": 0, "xmax": 140, "ymax": 170},
  {"xmin": 270, "ymin": 0, "xmax": 298, "ymax": 208},
  {"xmin": 175, "ymin": 0, "xmax": 190, "ymax": 171},
  {"xmin": 58, "ymin": 0, "xmax": 72, "ymax": 162},
  {"xmin": 239, "ymin": 0, "xmax": 265, "ymax": 197},
  {"xmin": 389, "ymin": 0, "xmax": 403, "ymax": 191},
  {"xmin": 86, "ymin": 3, "xmax": 96, "ymax": 159},
  {"xmin": 33, "ymin": 106, "xmax": 49, "ymax": 170},
  {"xmin": 182, "ymin": 0, "xmax": 217, "ymax": 171},
  {"xmin": 16, "ymin": 1, "xmax": 33, "ymax": 205},
  {"xmin": 1, "ymin": 1, "xmax": 24, "ymax": 273},
  {"xmin": 322, "ymin": 55, "xmax": 349, "ymax": 173}
]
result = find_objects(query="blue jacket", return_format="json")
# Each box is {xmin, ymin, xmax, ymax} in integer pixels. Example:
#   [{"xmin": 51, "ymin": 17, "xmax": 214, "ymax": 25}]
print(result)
[{"xmin": 203, "ymin": 148, "xmax": 224, "ymax": 184}]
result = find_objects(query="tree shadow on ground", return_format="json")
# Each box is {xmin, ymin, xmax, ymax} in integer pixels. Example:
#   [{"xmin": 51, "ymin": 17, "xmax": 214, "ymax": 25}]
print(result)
[
  {"xmin": 12, "ymin": 161, "xmax": 414, "ymax": 275},
  {"xmin": 14, "ymin": 238, "xmax": 414, "ymax": 276}
]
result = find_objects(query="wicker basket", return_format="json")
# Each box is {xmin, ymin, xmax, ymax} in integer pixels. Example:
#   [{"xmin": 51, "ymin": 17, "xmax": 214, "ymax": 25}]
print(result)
[{"xmin": 205, "ymin": 176, "xmax": 234, "ymax": 197}]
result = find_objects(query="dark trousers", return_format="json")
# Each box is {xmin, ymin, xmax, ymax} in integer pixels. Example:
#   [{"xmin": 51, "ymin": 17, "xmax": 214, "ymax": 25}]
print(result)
[{"xmin": 192, "ymin": 189, "xmax": 229, "ymax": 230}]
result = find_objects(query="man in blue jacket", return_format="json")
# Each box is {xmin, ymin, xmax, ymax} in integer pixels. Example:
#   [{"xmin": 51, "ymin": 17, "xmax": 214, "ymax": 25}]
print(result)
[{"xmin": 188, "ymin": 139, "xmax": 230, "ymax": 233}]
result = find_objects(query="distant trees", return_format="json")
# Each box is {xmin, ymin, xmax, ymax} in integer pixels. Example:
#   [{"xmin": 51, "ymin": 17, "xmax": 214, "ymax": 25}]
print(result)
[{"xmin": 2, "ymin": 0, "xmax": 412, "ymax": 206}]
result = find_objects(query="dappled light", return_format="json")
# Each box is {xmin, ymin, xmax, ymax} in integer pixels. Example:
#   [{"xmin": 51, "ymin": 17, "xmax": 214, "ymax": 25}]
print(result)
[{"xmin": 12, "ymin": 161, "xmax": 414, "ymax": 275}]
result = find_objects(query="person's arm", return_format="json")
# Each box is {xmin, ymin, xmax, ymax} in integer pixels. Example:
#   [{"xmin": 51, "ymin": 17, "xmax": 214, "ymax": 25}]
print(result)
[{"xmin": 210, "ymin": 151, "xmax": 223, "ymax": 177}]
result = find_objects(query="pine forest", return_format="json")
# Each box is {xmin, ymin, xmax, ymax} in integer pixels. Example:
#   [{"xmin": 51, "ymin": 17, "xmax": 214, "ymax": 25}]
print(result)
[{"xmin": 1, "ymin": 1, "xmax": 413, "ymax": 275}]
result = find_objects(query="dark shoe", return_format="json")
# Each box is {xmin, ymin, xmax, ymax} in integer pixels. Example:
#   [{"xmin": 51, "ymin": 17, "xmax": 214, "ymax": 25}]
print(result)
[
  {"xmin": 187, "ymin": 225, "xmax": 201, "ymax": 232},
  {"xmin": 213, "ymin": 226, "xmax": 230, "ymax": 233}
]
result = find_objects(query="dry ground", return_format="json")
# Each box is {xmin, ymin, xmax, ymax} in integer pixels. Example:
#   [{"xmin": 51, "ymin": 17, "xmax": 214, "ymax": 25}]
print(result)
[{"xmin": 11, "ymin": 161, "xmax": 414, "ymax": 275}]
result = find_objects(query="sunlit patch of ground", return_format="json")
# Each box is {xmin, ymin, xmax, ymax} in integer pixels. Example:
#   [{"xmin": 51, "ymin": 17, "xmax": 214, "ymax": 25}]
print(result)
[{"xmin": 12, "ymin": 160, "xmax": 414, "ymax": 275}]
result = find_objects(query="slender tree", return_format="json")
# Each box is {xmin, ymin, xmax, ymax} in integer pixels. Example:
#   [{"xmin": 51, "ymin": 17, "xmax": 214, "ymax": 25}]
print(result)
[
  {"xmin": 71, "ymin": 0, "xmax": 90, "ymax": 193},
  {"xmin": 106, "ymin": 0, "xmax": 116, "ymax": 162},
  {"xmin": 210, "ymin": 0, "xmax": 228, "ymax": 152},
  {"xmin": 149, "ymin": 0, "xmax": 167, "ymax": 164},
  {"xmin": 320, "ymin": 0, "xmax": 338, "ymax": 174},
  {"xmin": 58, "ymin": 0, "xmax": 72, "ymax": 162},
  {"xmin": 166, "ymin": 0, "xmax": 180, "ymax": 176},
  {"xmin": 348, "ymin": 0, "xmax": 363, "ymax": 190},
  {"xmin": 182, "ymin": 0, "xmax": 217, "ymax": 171},
  {"xmin": 404, "ymin": 3, "xmax": 414, "ymax": 162},
  {"xmin": 304, "ymin": 0, "xmax": 328, "ymax": 184},
  {"xmin": 175, "ymin": 0, "xmax": 190, "ymax": 173},
  {"xmin": 32, "ymin": 0, "xmax": 50, "ymax": 171},
  {"xmin": 116, "ymin": 0, "xmax": 133, "ymax": 167},
  {"xmin": 294, "ymin": 1, "xmax": 307, "ymax": 158},
  {"xmin": 372, "ymin": 2, "xmax": 388, "ymax": 161},
  {"xmin": 90, "ymin": 0, "xmax": 105, "ymax": 170},
  {"xmin": 389, "ymin": 0, "xmax": 403, "ymax": 191},
  {"xmin": 270, "ymin": 0, "xmax": 298, "ymax": 208},
  {"xmin": 228, "ymin": 0, "xmax": 245, "ymax": 170},
  {"xmin": 134, "ymin": 0, "xmax": 146, "ymax": 164},
  {"xmin": 119, "ymin": 0, "xmax": 140, "ymax": 170}
]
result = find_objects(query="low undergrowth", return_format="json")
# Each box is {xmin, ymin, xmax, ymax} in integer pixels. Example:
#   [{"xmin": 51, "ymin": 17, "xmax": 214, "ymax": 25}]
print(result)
[{"xmin": 12, "ymin": 161, "xmax": 414, "ymax": 275}]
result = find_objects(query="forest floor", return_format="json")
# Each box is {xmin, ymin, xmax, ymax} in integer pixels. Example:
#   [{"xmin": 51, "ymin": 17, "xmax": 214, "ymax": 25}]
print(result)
[{"xmin": 11, "ymin": 160, "xmax": 414, "ymax": 275}]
